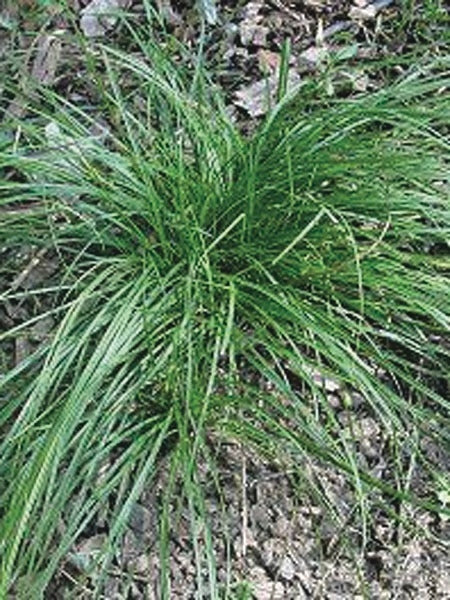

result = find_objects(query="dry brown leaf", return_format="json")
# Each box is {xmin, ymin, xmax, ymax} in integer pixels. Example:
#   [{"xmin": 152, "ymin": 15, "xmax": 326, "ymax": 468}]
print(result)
[
  {"xmin": 258, "ymin": 49, "xmax": 281, "ymax": 74},
  {"xmin": 31, "ymin": 33, "xmax": 62, "ymax": 86},
  {"xmin": 80, "ymin": 0, "xmax": 131, "ymax": 37},
  {"xmin": 239, "ymin": 1, "xmax": 266, "ymax": 46},
  {"xmin": 349, "ymin": 4, "xmax": 377, "ymax": 20},
  {"xmin": 299, "ymin": 45, "xmax": 328, "ymax": 70},
  {"xmin": 234, "ymin": 70, "xmax": 300, "ymax": 117}
]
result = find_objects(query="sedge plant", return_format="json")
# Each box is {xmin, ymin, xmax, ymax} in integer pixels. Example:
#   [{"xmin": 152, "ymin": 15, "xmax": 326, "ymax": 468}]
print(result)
[{"xmin": 0, "ymin": 20, "xmax": 449, "ymax": 598}]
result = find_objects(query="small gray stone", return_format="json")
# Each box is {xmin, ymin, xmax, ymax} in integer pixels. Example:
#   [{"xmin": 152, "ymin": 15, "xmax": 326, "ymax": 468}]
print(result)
[
  {"xmin": 279, "ymin": 555, "xmax": 296, "ymax": 581},
  {"xmin": 251, "ymin": 566, "xmax": 285, "ymax": 600},
  {"xmin": 128, "ymin": 503, "xmax": 155, "ymax": 541}
]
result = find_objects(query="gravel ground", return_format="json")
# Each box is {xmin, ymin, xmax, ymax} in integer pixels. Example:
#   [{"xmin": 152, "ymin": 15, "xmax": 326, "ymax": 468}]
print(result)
[{"xmin": 50, "ymin": 437, "xmax": 450, "ymax": 598}]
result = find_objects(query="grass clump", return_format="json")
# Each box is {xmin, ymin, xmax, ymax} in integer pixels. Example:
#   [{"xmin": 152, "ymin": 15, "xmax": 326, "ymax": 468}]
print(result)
[{"xmin": 0, "ymin": 24, "xmax": 449, "ymax": 597}]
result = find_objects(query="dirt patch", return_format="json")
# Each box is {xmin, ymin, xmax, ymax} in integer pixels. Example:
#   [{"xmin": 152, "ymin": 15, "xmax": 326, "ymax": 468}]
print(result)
[{"xmin": 48, "ymin": 438, "xmax": 450, "ymax": 598}]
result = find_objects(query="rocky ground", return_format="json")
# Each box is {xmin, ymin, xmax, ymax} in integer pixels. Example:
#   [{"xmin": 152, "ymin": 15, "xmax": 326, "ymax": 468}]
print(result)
[{"xmin": 48, "ymin": 437, "xmax": 450, "ymax": 599}]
